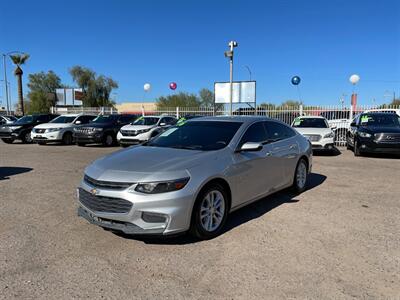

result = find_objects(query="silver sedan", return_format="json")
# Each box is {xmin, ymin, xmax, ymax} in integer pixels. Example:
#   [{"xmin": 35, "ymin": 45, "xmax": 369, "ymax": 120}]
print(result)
[{"xmin": 77, "ymin": 116, "xmax": 312, "ymax": 239}]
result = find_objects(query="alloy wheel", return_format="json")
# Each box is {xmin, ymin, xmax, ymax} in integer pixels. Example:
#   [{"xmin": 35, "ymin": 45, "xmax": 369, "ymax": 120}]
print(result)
[
  {"xmin": 296, "ymin": 161, "xmax": 307, "ymax": 190},
  {"xmin": 199, "ymin": 190, "xmax": 226, "ymax": 232}
]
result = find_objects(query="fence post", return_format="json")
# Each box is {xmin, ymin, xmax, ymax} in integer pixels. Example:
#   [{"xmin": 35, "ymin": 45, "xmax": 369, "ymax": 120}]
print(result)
[
  {"xmin": 299, "ymin": 104, "xmax": 303, "ymax": 116},
  {"xmin": 349, "ymin": 105, "xmax": 353, "ymax": 120},
  {"xmin": 176, "ymin": 107, "xmax": 179, "ymax": 119}
]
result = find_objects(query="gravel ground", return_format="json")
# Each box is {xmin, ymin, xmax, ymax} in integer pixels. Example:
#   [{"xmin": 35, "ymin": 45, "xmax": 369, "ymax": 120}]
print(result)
[{"xmin": 0, "ymin": 142, "xmax": 399, "ymax": 299}]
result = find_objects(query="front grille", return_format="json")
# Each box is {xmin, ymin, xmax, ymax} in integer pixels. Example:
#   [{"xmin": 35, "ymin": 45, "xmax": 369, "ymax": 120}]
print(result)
[
  {"xmin": 84, "ymin": 175, "xmax": 132, "ymax": 190},
  {"xmin": 35, "ymin": 129, "xmax": 46, "ymax": 133},
  {"xmin": 75, "ymin": 128, "xmax": 94, "ymax": 134},
  {"xmin": 120, "ymin": 130, "xmax": 138, "ymax": 136},
  {"xmin": 374, "ymin": 133, "xmax": 400, "ymax": 143},
  {"xmin": 0, "ymin": 132, "xmax": 11, "ymax": 137},
  {"xmin": 78, "ymin": 188, "xmax": 133, "ymax": 213},
  {"xmin": 304, "ymin": 134, "xmax": 321, "ymax": 142}
]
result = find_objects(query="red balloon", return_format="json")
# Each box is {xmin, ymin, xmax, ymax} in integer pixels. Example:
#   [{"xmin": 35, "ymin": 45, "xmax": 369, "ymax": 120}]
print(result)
[{"xmin": 169, "ymin": 82, "xmax": 177, "ymax": 90}]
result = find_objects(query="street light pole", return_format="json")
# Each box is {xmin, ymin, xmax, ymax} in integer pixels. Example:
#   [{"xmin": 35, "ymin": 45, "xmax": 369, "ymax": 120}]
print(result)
[
  {"xmin": 244, "ymin": 65, "xmax": 252, "ymax": 81},
  {"xmin": 225, "ymin": 41, "xmax": 238, "ymax": 116}
]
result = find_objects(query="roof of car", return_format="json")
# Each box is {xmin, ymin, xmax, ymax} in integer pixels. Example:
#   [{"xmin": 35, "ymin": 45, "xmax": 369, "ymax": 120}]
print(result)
[
  {"xmin": 188, "ymin": 115, "xmax": 273, "ymax": 124},
  {"xmin": 297, "ymin": 115, "xmax": 326, "ymax": 119}
]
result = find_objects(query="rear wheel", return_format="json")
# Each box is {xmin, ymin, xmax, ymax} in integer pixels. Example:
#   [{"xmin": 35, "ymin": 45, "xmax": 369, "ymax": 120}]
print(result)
[
  {"xmin": 103, "ymin": 133, "xmax": 114, "ymax": 147},
  {"xmin": 292, "ymin": 158, "xmax": 308, "ymax": 193},
  {"xmin": 190, "ymin": 183, "xmax": 229, "ymax": 240},
  {"xmin": 62, "ymin": 132, "xmax": 73, "ymax": 145},
  {"xmin": 1, "ymin": 138, "xmax": 13, "ymax": 144}
]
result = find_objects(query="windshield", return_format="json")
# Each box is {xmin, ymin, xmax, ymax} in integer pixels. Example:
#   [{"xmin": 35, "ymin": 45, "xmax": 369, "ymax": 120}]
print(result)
[
  {"xmin": 133, "ymin": 117, "xmax": 159, "ymax": 126},
  {"xmin": 146, "ymin": 121, "xmax": 242, "ymax": 151},
  {"xmin": 360, "ymin": 114, "xmax": 400, "ymax": 127},
  {"xmin": 92, "ymin": 115, "xmax": 117, "ymax": 123},
  {"xmin": 14, "ymin": 115, "xmax": 34, "ymax": 124},
  {"xmin": 4, "ymin": 116, "xmax": 17, "ymax": 121},
  {"xmin": 50, "ymin": 116, "xmax": 76, "ymax": 123},
  {"xmin": 293, "ymin": 118, "xmax": 328, "ymax": 128}
]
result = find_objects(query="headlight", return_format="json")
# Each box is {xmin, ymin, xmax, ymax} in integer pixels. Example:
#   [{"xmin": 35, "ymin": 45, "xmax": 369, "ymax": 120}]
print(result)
[
  {"xmin": 46, "ymin": 128, "xmax": 63, "ymax": 133},
  {"xmin": 359, "ymin": 132, "xmax": 372, "ymax": 138},
  {"xmin": 324, "ymin": 132, "xmax": 334, "ymax": 138},
  {"xmin": 9, "ymin": 126, "xmax": 21, "ymax": 130},
  {"xmin": 137, "ymin": 128, "xmax": 151, "ymax": 134},
  {"xmin": 132, "ymin": 177, "xmax": 189, "ymax": 194}
]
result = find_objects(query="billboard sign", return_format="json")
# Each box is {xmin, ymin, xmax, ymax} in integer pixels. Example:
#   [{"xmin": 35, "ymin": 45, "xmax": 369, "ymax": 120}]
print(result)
[{"xmin": 214, "ymin": 81, "xmax": 256, "ymax": 104}]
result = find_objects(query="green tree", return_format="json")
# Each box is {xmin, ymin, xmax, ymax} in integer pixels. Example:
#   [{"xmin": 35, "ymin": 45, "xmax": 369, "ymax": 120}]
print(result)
[
  {"xmin": 26, "ymin": 71, "xmax": 63, "ymax": 114},
  {"xmin": 9, "ymin": 53, "xmax": 30, "ymax": 115},
  {"xmin": 156, "ymin": 92, "xmax": 201, "ymax": 108},
  {"xmin": 279, "ymin": 100, "xmax": 301, "ymax": 107},
  {"xmin": 69, "ymin": 66, "xmax": 117, "ymax": 107}
]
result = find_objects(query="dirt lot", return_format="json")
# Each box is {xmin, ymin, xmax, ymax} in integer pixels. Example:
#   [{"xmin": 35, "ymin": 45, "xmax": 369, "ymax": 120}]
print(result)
[{"xmin": 0, "ymin": 142, "xmax": 399, "ymax": 299}]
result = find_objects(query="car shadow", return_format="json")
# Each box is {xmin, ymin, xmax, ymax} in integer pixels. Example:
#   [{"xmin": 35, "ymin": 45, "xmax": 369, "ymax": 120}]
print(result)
[
  {"xmin": 0, "ymin": 166, "xmax": 33, "ymax": 180},
  {"xmin": 114, "ymin": 173, "xmax": 327, "ymax": 245},
  {"xmin": 360, "ymin": 152, "xmax": 400, "ymax": 159},
  {"xmin": 313, "ymin": 147, "xmax": 341, "ymax": 156}
]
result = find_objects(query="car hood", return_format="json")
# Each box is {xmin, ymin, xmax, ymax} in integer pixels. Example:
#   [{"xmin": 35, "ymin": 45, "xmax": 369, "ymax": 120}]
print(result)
[
  {"xmin": 294, "ymin": 127, "xmax": 332, "ymax": 135},
  {"xmin": 34, "ymin": 123, "xmax": 73, "ymax": 129},
  {"xmin": 121, "ymin": 124, "xmax": 154, "ymax": 131},
  {"xmin": 360, "ymin": 126, "xmax": 400, "ymax": 133},
  {"xmin": 85, "ymin": 146, "xmax": 220, "ymax": 182},
  {"xmin": 1, "ymin": 122, "xmax": 32, "ymax": 127}
]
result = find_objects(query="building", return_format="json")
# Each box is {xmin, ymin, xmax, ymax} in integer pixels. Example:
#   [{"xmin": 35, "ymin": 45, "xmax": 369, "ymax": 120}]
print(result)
[{"xmin": 116, "ymin": 102, "xmax": 157, "ymax": 114}]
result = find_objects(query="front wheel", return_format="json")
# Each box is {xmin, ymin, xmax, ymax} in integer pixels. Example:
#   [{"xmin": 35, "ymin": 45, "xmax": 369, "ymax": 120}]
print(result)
[
  {"xmin": 354, "ymin": 140, "xmax": 361, "ymax": 156},
  {"xmin": 62, "ymin": 132, "xmax": 73, "ymax": 145},
  {"xmin": 292, "ymin": 158, "xmax": 308, "ymax": 193},
  {"xmin": 190, "ymin": 183, "xmax": 229, "ymax": 240},
  {"xmin": 1, "ymin": 138, "xmax": 14, "ymax": 144},
  {"xmin": 22, "ymin": 132, "xmax": 33, "ymax": 143},
  {"xmin": 103, "ymin": 133, "xmax": 114, "ymax": 147}
]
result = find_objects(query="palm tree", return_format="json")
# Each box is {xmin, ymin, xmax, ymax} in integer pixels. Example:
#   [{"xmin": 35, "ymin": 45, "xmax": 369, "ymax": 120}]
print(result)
[{"xmin": 10, "ymin": 53, "xmax": 29, "ymax": 115}]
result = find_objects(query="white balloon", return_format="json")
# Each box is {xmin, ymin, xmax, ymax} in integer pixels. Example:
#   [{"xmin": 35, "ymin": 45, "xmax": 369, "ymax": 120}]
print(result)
[
  {"xmin": 349, "ymin": 74, "xmax": 360, "ymax": 85},
  {"xmin": 143, "ymin": 83, "xmax": 151, "ymax": 92}
]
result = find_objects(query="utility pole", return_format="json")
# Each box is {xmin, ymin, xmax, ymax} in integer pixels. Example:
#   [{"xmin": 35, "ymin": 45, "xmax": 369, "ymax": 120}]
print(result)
[
  {"xmin": 224, "ymin": 41, "xmax": 238, "ymax": 116},
  {"xmin": 3, "ymin": 54, "xmax": 9, "ymax": 114}
]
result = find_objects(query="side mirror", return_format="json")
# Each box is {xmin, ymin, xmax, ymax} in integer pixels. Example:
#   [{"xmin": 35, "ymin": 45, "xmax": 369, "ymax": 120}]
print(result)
[
  {"xmin": 160, "ymin": 122, "xmax": 166, "ymax": 126},
  {"xmin": 75, "ymin": 120, "xmax": 82, "ymax": 125},
  {"xmin": 237, "ymin": 142, "xmax": 263, "ymax": 152},
  {"xmin": 330, "ymin": 125, "xmax": 337, "ymax": 130}
]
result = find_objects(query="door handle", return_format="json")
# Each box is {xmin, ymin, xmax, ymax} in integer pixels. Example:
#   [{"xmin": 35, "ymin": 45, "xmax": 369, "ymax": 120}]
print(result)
[{"xmin": 266, "ymin": 151, "xmax": 272, "ymax": 157}]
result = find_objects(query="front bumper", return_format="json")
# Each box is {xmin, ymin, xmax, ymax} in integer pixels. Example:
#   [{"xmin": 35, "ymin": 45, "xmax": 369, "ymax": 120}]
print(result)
[
  {"xmin": 31, "ymin": 131, "xmax": 63, "ymax": 142},
  {"xmin": 0, "ymin": 131, "xmax": 20, "ymax": 139},
  {"xmin": 310, "ymin": 137, "xmax": 335, "ymax": 150},
  {"xmin": 117, "ymin": 132, "xmax": 149, "ymax": 145},
  {"xmin": 77, "ymin": 180, "xmax": 195, "ymax": 235},
  {"xmin": 358, "ymin": 140, "xmax": 400, "ymax": 154},
  {"xmin": 73, "ymin": 132, "xmax": 104, "ymax": 144}
]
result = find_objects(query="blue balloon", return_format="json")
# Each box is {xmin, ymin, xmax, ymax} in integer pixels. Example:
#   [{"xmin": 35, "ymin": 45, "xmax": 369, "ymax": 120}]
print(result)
[{"xmin": 291, "ymin": 76, "xmax": 301, "ymax": 85}]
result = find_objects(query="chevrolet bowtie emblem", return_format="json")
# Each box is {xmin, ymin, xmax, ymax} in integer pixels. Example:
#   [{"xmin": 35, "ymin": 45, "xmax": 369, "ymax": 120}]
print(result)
[{"xmin": 90, "ymin": 188, "xmax": 99, "ymax": 195}]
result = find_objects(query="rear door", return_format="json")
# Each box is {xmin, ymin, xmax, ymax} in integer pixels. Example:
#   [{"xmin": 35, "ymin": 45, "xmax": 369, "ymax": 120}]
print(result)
[{"xmin": 264, "ymin": 121, "xmax": 299, "ymax": 186}]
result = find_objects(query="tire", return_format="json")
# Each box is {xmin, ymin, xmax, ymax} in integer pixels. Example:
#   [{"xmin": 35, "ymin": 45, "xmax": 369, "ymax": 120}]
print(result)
[
  {"xmin": 103, "ymin": 133, "xmax": 114, "ymax": 147},
  {"xmin": 38, "ymin": 142, "xmax": 46, "ymax": 145},
  {"xmin": 354, "ymin": 140, "xmax": 361, "ymax": 156},
  {"xmin": 292, "ymin": 158, "xmax": 308, "ymax": 193},
  {"xmin": 190, "ymin": 183, "xmax": 229, "ymax": 240},
  {"xmin": 62, "ymin": 132, "xmax": 73, "ymax": 145},
  {"xmin": 21, "ymin": 131, "xmax": 33, "ymax": 144},
  {"xmin": 77, "ymin": 142, "xmax": 86, "ymax": 147},
  {"xmin": 120, "ymin": 144, "xmax": 130, "ymax": 148},
  {"xmin": 1, "ymin": 138, "xmax": 13, "ymax": 144}
]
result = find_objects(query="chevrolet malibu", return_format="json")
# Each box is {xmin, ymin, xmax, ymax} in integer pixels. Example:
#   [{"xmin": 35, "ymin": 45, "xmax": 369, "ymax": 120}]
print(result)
[{"xmin": 78, "ymin": 116, "xmax": 312, "ymax": 239}]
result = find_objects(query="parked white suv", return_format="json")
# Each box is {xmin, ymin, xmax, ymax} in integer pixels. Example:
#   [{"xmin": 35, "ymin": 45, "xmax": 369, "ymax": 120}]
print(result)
[
  {"xmin": 117, "ymin": 115, "xmax": 177, "ymax": 146},
  {"xmin": 31, "ymin": 114, "xmax": 96, "ymax": 145},
  {"xmin": 291, "ymin": 116, "xmax": 335, "ymax": 151}
]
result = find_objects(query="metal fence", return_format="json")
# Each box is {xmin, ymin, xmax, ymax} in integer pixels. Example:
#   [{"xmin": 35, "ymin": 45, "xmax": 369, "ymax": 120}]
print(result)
[{"xmin": 51, "ymin": 105, "xmax": 400, "ymax": 147}]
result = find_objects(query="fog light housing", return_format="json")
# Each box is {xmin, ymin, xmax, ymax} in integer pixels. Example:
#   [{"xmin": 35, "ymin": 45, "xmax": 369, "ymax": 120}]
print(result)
[{"xmin": 141, "ymin": 212, "xmax": 167, "ymax": 223}]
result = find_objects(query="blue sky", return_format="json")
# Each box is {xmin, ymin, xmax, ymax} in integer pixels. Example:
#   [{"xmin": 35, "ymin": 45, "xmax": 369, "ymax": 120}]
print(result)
[{"xmin": 1, "ymin": 0, "xmax": 399, "ymax": 106}]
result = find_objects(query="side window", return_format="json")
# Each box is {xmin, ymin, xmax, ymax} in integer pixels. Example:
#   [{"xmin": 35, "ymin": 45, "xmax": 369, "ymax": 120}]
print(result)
[
  {"xmin": 166, "ymin": 117, "xmax": 176, "ymax": 125},
  {"xmin": 160, "ymin": 117, "xmax": 167, "ymax": 125},
  {"xmin": 37, "ymin": 115, "xmax": 49, "ymax": 122},
  {"xmin": 265, "ymin": 121, "xmax": 295, "ymax": 141},
  {"xmin": 0, "ymin": 117, "xmax": 5, "ymax": 125},
  {"xmin": 238, "ymin": 122, "xmax": 269, "ymax": 147},
  {"xmin": 120, "ymin": 115, "xmax": 134, "ymax": 123}
]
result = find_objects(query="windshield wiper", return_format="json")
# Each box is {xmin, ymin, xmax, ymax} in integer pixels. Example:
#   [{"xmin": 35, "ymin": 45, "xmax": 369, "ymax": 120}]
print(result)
[{"xmin": 170, "ymin": 145, "xmax": 202, "ymax": 150}]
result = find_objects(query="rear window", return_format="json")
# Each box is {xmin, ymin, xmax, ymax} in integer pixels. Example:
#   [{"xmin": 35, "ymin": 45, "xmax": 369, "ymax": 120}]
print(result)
[{"xmin": 292, "ymin": 118, "xmax": 328, "ymax": 128}]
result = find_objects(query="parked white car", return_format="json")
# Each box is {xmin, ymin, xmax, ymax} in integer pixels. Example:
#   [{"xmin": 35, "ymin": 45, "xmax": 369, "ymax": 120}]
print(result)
[
  {"xmin": 117, "ymin": 115, "xmax": 177, "ymax": 146},
  {"xmin": 291, "ymin": 116, "xmax": 335, "ymax": 151},
  {"xmin": 364, "ymin": 108, "xmax": 400, "ymax": 116},
  {"xmin": 31, "ymin": 114, "xmax": 96, "ymax": 145}
]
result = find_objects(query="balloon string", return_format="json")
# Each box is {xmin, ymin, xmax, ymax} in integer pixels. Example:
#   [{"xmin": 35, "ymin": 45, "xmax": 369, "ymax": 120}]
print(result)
[{"xmin": 297, "ymin": 85, "xmax": 302, "ymax": 104}]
